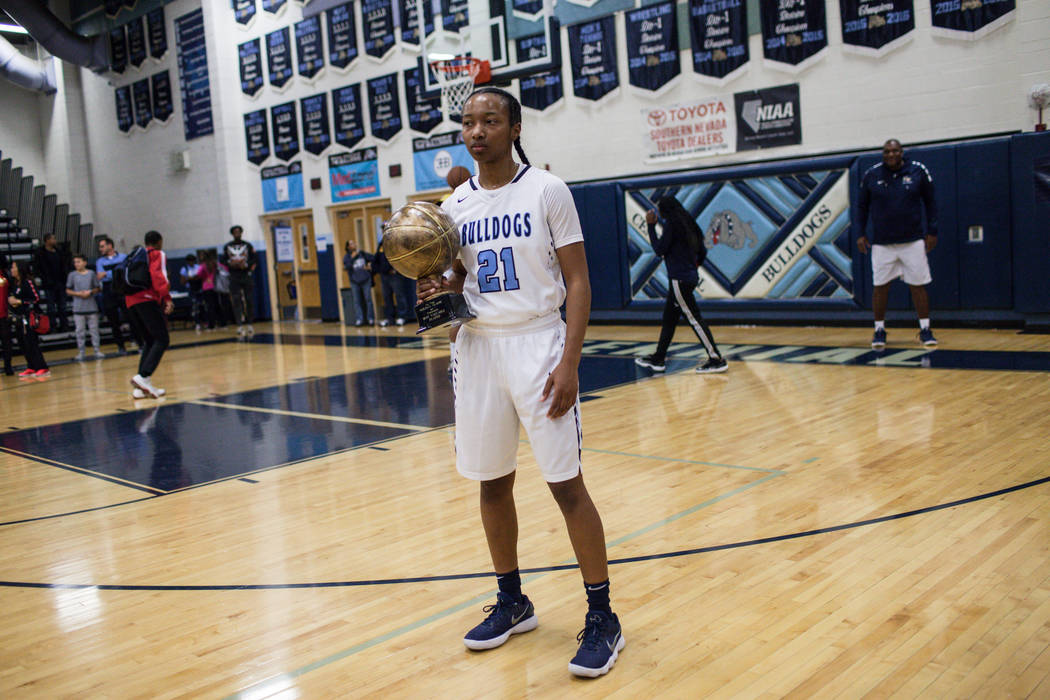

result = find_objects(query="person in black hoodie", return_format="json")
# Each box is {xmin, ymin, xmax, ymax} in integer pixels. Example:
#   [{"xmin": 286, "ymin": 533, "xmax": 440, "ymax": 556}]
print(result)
[
  {"xmin": 371, "ymin": 239, "xmax": 400, "ymax": 327},
  {"xmin": 35, "ymin": 233, "xmax": 70, "ymax": 333},
  {"xmin": 635, "ymin": 195, "xmax": 727, "ymax": 374},
  {"xmin": 7, "ymin": 259, "xmax": 49, "ymax": 378}
]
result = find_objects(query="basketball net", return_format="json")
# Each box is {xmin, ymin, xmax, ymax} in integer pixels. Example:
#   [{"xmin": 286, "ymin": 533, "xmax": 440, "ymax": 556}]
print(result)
[{"xmin": 429, "ymin": 57, "xmax": 488, "ymax": 117}]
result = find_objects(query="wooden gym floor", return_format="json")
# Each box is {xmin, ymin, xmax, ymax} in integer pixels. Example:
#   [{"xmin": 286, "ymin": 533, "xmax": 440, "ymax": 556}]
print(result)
[{"xmin": 1, "ymin": 322, "xmax": 1048, "ymax": 698}]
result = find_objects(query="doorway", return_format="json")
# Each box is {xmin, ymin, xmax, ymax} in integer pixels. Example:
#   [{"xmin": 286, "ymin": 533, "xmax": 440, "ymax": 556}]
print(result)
[
  {"xmin": 331, "ymin": 200, "xmax": 392, "ymax": 323},
  {"xmin": 266, "ymin": 212, "xmax": 320, "ymax": 321}
]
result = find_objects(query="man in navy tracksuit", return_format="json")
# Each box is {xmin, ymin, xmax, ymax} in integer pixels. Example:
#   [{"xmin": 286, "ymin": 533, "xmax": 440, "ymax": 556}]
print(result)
[{"xmin": 856, "ymin": 139, "xmax": 938, "ymax": 349}]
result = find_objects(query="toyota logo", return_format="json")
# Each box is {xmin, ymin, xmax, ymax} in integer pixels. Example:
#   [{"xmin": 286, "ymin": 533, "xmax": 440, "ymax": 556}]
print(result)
[{"xmin": 647, "ymin": 110, "xmax": 667, "ymax": 126}]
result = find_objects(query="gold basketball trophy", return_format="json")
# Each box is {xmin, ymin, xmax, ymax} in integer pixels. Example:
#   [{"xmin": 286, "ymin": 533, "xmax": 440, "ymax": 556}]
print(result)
[{"xmin": 383, "ymin": 202, "xmax": 475, "ymax": 334}]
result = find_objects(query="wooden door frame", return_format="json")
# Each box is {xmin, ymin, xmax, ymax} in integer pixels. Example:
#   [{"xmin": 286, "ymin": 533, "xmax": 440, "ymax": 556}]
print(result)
[
  {"xmin": 259, "ymin": 209, "xmax": 312, "ymax": 323},
  {"xmin": 325, "ymin": 198, "xmax": 392, "ymax": 325}
]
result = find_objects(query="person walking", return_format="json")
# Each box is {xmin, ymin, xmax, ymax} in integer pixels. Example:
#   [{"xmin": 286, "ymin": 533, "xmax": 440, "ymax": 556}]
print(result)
[
  {"xmin": 126, "ymin": 230, "xmax": 173, "ymax": 399},
  {"xmin": 635, "ymin": 195, "xmax": 728, "ymax": 374},
  {"xmin": 420, "ymin": 87, "xmax": 623, "ymax": 678},
  {"xmin": 221, "ymin": 225, "xmax": 257, "ymax": 338},
  {"xmin": 66, "ymin": 253, "xmax": 103, "ymax": 360},
  {"xmin": 856, "ymin": 138, "xmax": 939, "ymax": 349}
]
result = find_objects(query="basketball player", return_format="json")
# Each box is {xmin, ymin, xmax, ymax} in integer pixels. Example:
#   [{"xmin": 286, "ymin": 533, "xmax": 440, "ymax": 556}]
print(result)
[{"xmin": 417, "ymin": 88, "xmax": 623, "ymax": 678}]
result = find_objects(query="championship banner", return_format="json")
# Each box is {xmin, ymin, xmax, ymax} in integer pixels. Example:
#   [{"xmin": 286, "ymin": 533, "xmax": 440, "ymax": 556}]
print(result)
[
  {"xmin": 233, "ymin": 0, "xmax": 257, "ymax": 27},
  {"xmin": 400, "ymin": 0, "xmax": 435, "ymax": 47},
  {"xmin": 266, "ymin": 27, "xmax": 293, "ymax": 89},
  {"xmin": 115, "ymin": 85, "xmax": 133, "ymax": 133},
  {"xmin": 132, "ymin": 78, "xmax": 152, "ymax": 130},
  {"xmin": 147, "ymin": 7, "xmax": 167, "ymax": 59},
  {"xmin": 625, "ymin": 1, "xmax": 679, "ymax": 94},
  {"xmin": 151, "ymin": 70, "xmax": 173, "ymax": 122},
  {"xmin": 262, "ymin": 161, "xmax": 304, "ymax": 212},
  {"xmin": 244, "ymin": 109, "xmax": 271, "ymax": 166},
  {"xmin": 367, "ymin": 73, "xmax": 403, "ymax": 142},
  {"xmin": 568, "ymin": 16, "xmax": 618, "ymax": 103},
  {"xmin": 329, "ymin": 149, "xmax": 380, "ymax": 202},
  {"xmin": 689, "ymin": 0, "xmax": 748, "ymax": 83},
  {"xmin": 361, "ymin": 0, "xmax": 396, "ymax": 60},
  {"xmin": 105, "ymin": 0, "xmax": 123, "ymax": 19},
  {"xmin": 327, "ymin": 2, "xmax": 359, "ymax": 70},
  {"xmin": 931, "ymin": 0, "xmax": 1015, "ymax": 40},
  {"xmin": 295, "ymin": 16, "xmax": 325, "ymax": 81},
  {"xmin": 734, "ymin": 83, "xmax": 801, "ymax": 151},
  {"xmin": 109, "ymin": 26, "xmax": 127, "ymax": 73},
  {"xmin": 512, "ymin": 0, "xmax": 544, "ymax": 21},
  {"xmin": 263, "ymin": 0, "xmax": 288, "ymax": 15},
  {"xmin": 127, "ymin": 17, "xmax": 146, "ymax": 68},
  {"xmin": 239, "ymin": 38, "xmax": 265, "ymax": 97},
  {"xmin": 759, "ymin": 0, "xmax": 827, "ymax": 72},
  {"xmin": 332, "ymin": 83, "xmax": 366, "ymax": 149},
  {"xmin": 174, "ymin": 8, "xmax": 213, "ymax": 140},
  {"xmin": 839, "ymin": 0, "xmax": 914, "ymax": 56},
  {"xmin": 441, "ymin": 0, "xmax": 469, "ymax": 32},
  {"xmin": 517, "ymin": 33, "xmax": 563, "ymax": 112},
  {"xmin": 271, "ymin": 101, "xmax": 300, "ymax": 161},
  {"xmin": 404, "ymin": 66, "xmax": 442, "ymax": 133},
  {"xmin": 641, "ymin": 95, "xmax": 735, "ymax": 163},
  {"xmin": 412, "ymin": 130, "xmax": 473, "ymax": 191},
  {"xmin": 301, "ymin": 93, "xmax": 332, "ymax": 156}
]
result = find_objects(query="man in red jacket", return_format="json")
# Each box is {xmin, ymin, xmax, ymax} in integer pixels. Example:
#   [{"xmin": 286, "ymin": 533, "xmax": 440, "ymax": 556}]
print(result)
[{"xmin": 126, "ymin": 230, "xmax": 174, "ymax": 398}]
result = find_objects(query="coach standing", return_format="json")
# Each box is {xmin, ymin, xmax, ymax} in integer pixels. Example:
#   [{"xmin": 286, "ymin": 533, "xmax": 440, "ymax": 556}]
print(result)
[{"xmin": 856, "ymin": 139, "xmax": 938, "ymax": 350}]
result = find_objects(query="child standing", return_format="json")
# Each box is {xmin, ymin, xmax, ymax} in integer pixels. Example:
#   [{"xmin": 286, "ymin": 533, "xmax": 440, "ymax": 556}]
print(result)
[{"xmin": 66, "ymin": 254, "xmax": 103, "ymax": 360}]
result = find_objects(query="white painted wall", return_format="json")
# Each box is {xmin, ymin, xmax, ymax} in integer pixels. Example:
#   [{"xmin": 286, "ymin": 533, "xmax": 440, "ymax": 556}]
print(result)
[{"xmin": 0, "ymin": 78, "xmax": 47, "ymax": 199}]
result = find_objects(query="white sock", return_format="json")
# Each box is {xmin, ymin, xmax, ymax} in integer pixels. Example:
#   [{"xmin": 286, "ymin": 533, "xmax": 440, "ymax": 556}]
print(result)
[
  {"xmin": 919, "ymin": 318, "xmax": 930, "ymax": 330},
  {"xmin": 874, "ymin": 321, "xmax": 885, "ymax": 331}
]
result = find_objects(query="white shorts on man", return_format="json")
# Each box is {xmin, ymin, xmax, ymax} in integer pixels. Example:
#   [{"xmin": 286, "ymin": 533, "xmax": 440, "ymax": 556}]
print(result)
[
  {"xmin": 871, "ymin": 239, "xmax": 932, "ymax": 286},
  {"xmin": 452, "ymin": 313, "xmax": 582, "ymax": 483}
]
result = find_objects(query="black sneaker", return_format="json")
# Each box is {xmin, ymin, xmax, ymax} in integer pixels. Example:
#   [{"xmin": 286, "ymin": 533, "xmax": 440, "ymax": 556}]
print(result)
[
  {"xmin": 463, "ymin": 592, "xmax": 538, "ymax": 650},
  {"xmin": 634, "ymin": 355, "xmax": 666, "ymax": 372},
  {"xmin": 568, "ymin": 610, "xmax": 625, "ymax": 677},
  {"xmin": 696, "ymin": 357, "xmax": 728, "ymax": 374},
  {"xmin": 919, "ymin": 328, "xmax": 937, "ymax": 346}
]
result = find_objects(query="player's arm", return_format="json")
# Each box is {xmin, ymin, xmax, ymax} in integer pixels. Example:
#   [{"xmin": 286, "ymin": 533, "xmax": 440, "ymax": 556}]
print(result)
[
  {"xmin": 920, "ymin": 166, "xmax": 938, "ymax": 252},
  {"xmin": 543, "ymin": 242, "xmax": 589, "ymax": 419},
  {"xmin": 856, "ymin": 174, "xmax": 871, "ymax": 254}
]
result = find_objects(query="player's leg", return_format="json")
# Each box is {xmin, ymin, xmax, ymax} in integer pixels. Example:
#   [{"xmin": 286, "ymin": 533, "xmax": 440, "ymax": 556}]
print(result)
[
  {"xmin": 635, "ymin": 288, "xmax": 679, "ymax": 372},
  {"xmin": 899, "ymin": 240, "xmax": 937, "ymax": 345},
  {"xmin": 673, "ymin": 280, "xmax": 727, "ymax": 374},
  {"xmin": 870, "ymin": 243, "xmax": 900, "ymax": 349}
]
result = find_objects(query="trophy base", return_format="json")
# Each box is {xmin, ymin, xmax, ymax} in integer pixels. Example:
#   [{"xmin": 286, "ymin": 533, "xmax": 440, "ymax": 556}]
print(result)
[{"xmin": 415, "ymin": 292, "xmax": 475, "ymax": 335}]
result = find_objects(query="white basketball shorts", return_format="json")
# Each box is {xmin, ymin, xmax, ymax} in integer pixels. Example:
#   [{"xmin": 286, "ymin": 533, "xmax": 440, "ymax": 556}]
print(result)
[
  {"xmin": 451, "ymin": 315, "xmax": 582, "ymax": 483},
  {"xmin": 871, "ymin": 240, "xmax": 932, "ymax": 286}
]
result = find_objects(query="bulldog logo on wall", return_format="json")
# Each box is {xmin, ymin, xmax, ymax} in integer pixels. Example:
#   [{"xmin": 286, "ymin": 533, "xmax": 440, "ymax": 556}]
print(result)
[{"xmin": 705, "ymin": 210, "xmax": 758, "ymax": 250}]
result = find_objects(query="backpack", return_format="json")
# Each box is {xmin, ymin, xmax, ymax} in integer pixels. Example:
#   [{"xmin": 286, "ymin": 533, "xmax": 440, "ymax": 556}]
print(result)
[{"xmin": 111, "ymin": 246, "xmax": 151, "ymax": 296}]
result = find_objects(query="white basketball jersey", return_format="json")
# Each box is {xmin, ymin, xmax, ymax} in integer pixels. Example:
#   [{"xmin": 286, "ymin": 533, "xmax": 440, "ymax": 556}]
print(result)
[{"xmin": 441, "ymin": 164, "xmax": 584, "ymax": 328}]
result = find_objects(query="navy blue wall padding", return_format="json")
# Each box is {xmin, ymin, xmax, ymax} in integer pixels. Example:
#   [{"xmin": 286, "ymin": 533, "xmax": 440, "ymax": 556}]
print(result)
[
  {"xmin": 571, "ymin": 183, "xmax": 630, "ymax": 310},
  {"xmin": 957, "ymin": 141, "xmax": 1012, "ymax": 309},
  {"xmin": 317, "ymin": 247, "xmax": 339, "ymax": 321},
  {"xmin": 253, "ymin": 264, "xmax": 272, "ymax": 320},
  {"xmin": 1010, "ymin": 133, "xmax": 1050, "ymax": 314}
]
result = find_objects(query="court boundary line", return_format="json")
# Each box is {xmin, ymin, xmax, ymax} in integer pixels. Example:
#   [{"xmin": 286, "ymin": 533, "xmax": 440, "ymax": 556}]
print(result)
[{"xmin": 188, "ymin": 399, "xmax": 432, "ymax": 432}]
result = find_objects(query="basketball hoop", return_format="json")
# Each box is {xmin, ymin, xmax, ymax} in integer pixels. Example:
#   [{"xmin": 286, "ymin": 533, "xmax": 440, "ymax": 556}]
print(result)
[{"xmin": 429, "ymin": 56, "xmax": 491, "ymax": 117}]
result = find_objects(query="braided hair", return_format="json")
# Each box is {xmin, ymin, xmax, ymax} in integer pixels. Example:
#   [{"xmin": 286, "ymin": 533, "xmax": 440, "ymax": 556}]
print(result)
[{"xmin": 464, "ymin": 87, "xmax": 530, "ymax": 165}]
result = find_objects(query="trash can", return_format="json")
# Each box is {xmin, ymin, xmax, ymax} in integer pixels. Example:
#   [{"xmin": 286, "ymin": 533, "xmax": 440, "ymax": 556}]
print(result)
[{"xmin": 340, "ymin": 288, "xmax": 355, "ymax": 325}]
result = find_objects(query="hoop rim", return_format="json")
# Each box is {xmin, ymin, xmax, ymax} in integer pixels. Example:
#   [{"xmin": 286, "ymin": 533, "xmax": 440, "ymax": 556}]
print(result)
[{"xmin": 428, "ymin": 56, "xmax": 492, "ymax": 86}]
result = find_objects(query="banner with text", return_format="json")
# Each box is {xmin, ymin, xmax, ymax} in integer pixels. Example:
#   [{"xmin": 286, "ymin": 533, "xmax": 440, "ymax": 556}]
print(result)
[
  {"xmin": 412, "ymin": 130, "xmax": 473, "ymax": 191},
  {"xmin": 244, "ymin": 109, "xmax": 271, "ymax": 166},
  {"xmin": 404, "ymin": 66, "xmax": 443, "ymax": 133},
  {"xmin": 568, "ymin": 16, "xmax": 619, "ymax": 103},
  {"xmin": 931, "ymin": 0, "xmax": 1015, "ymax": 40},
  {"xmin": 689, "ymin": 0, "xmax": 749, "ymax": 83},
  {"xmin": 367, "ymin": 73, "xmax": 403, "ymax": 142},
  {"xmin": 517, "ymin": 33, "xmax": 563, "ymax": 112},
  {"xmin": 332, "ymin": 83, "xmax": 366, "ymax": 149},
  {"xmin": 295, "ymin": 16, "xmax": 325, "ymax": 81},
  {"xmin": 734, "ymin": 83, "xmax": 801, "ymax": 151},
  {"xmin": 759, "ymin": 0, "xmax": 827, "ymax": 71},
  {"xmin": 266, "ymin": 27, "xmax": 293, "ymax": 89},
  {"xmin": 127, "ymin": 17, "xmax": 146, "ymax": 67},
  {"xmin": 361, "ymin": 0, "xmax": 396, "ymax": 60},
  {"xmin": 327, "ymin": 2, "xmax": 359, "ymax": 70},
  {"xmin": 239, "ymin": 38, "xmax": 265, "ymax": 97},
  {"xmin": 839, "ymin": 0, "xmax": 914, "ymax": 56},
  {"xmin": 442, "ymin": 0, "xmax": 469, "ymax": 32},
  {"xmin": 400, "ymin": 0, "xmax": 435, "ymax": 46},
  {"xmin": 262, "ymin": 161, "xmax": 304, "ymax": 212},
  {"xmin": 330, "ymin": 149, "xmax": 380, "ymax": 202},
  {"xmin": 271, "ymin": 101, "xmax": 300, "ymax": 161},
  {"xmin": 301, "ymin": 93, "xmax": 332, "ymax": 156},
  {"xmin": 625, "ymin": 1, "xmax": 679, "ymax": 94},
  {"xmin": 642, "ymin": 95, "xmax": 735, "ymax": 163},
  {"xmin": 147, "ymin": 7, "xmax": 167, "ymax": 59},
  {"xmin": 175, "ymin": 8, "xmax": 213, "ymax": 140},
  {"xmin": 151, "ymin": 70, "xmax": 173, "ymax": 122}
]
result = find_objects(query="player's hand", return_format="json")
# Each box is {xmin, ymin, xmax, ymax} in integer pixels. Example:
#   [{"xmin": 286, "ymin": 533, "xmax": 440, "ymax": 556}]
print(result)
[
  {"xmin": 925, "ymin": 235, "xmax": 937, "ymax": 253},
  {"xmin": 416, "ymin": 276, "xmax": 447, "ymax": 303},
  {"xmin": 542, "ymin": 361, "xmax": 578, "ymax": 419},
  {"xmin": 645, "ymin": 209, "xmax": 657, "ymax": 226},
  {"xmin": 857, "ymin": 236, "xmax": 870, "ymax": 254},
  {"xmin": 164, "ymin": 300, "xmax": 174, "ymax": 315}
]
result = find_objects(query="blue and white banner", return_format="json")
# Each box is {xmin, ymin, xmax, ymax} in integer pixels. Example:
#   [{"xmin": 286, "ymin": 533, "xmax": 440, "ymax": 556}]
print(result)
[
  {"xmin": 330, "ymin": 148, "xmax": 380, "ymax": 202},
  {"xmin": 839, "ymin": 0, "xmax": 914, "ymax": 56},
  {"xmin": 147, "ymin": 7, "xmax": 167, "ymax": 59},
  {"xmin": 361, "ymin": 0, "xmax": 396, "ymax": 60},
  {"xmin": 327, "ymin": 2, "xmax": 358, "ymax": 70},
  {"xmin": 759, "ymin": 0, "xmax": 827, "ymax": 72},
  {"xmin": 262, "ymin": 0, "xmax": 288, "ymax": 15},
  {"xmin": 105, "ymin": 0, "xmax": 123, "ymax": 19},
  {"xmin": 689, "ymin": 0, "xmax": 748, "ymax": 83},
  {"xmin": 174, "ymin": 8, "xmax": 213, "ymax": 140},
  {"xmin": 262, "ymin": 161, "xmax": 304, "ymax": 212},
  {"xmin": 271, "ymin": 101, "xmax": 300, "ymax": 161},
  {"xmin": 127, "ymin": 17, "xmax": 147, "ymax": 67},
  {"xmin": 295, "ymin": 16, "xmax": 325, "ymax": 80},
  {"xmin": 734, "ymin": 83, "xmax": 801, "ymax": 151},
  {"xmin": 931, "ymin": 0, "xmax": 1015, "ymax": 40},
  {"xmin": 568, "ymin": 16, "xmax": 618, "ymax": 103},
  {"xmin": 115, "ymin": 85, "xmax": 133, "ymax": 133},
  {"xmin": 367, "ymin": 73, "xmax": 403, "ymax": 142},
  {"xmin": 517, "ymin": 33, "xmax": 563, "ymax": 112},
  {"xmin": 404, "ymin": 65, "xmax": 442, "ymax": 133},
  {"xmin": 441, "ymin": 0, "xmax": 469, "ymax": 32},
  {"xmin": 244, "ymin": 109, "xmax": 271, "ymax": 166},
  {"xmin": 233, "ymin": 0, "xmax": 257, "ymax": 27},
  {"xmin": 625, "ymin": 1, "xmax": 679, "ymax": 94},
  {"xmin": 132, "ymin": 78, "xmax": 153, "ymax": 129},
  {"xmin": 332, "ymin": 83, "xmax": 366, "ymax": 149},
  {"xmin": 239, "ymin": 38, "xmax": 265, "ymax": 97},
  {"xmin": 266, "ymin": 27, "xmax": 293, "ymax": 89},
  {"xmin": 400, "ymin": 0, "xmax": 435, "ymax": 47},
  {"xmin": 151, "ymin": 70, "xmax": 173, "ymax": 122},
  {"xmin": 109, "ymin": 26, "xmax": 127, "ymax": 73},
  {"xmin": 512, "ymin": 0, "xmax": 544, "ymax": 21},
  {"xmin": 301, "ymin": 93, "xmax": 332, "ymax": 156},
  {"xmin": 412, "ymin": 130, "xmax": 473, "ymax": 191}
]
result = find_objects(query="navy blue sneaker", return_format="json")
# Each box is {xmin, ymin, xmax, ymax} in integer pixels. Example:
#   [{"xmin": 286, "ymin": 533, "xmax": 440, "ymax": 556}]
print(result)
[
  {"xmin": 463, "ymin": 592, "xmax": 537, "ymax": 650},
  {"xmin": 871, "ymin": 327, "xmax": 887, "ymax": 350},
  {"xmin": 919, "ymin": 328, "xmax": 937, "ymax": 346},
  {"xmin": 568, "ymin": 610, "xmax": 625, "ymax": 678}
]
